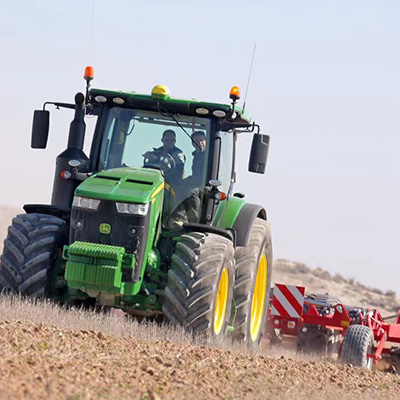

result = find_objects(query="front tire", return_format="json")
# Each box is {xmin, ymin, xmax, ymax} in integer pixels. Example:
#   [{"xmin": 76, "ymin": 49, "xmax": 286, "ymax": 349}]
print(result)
[
  {"xmin": 0, "ymin": 213, "xmax": 68, "ymax": 297},
  {"xmin": 231, "ymin": 218, "xmax": 272, "ymax": 346},
  {"xmin": 162, "ymin": 232, "xmax": 235, "ymax": 337}
]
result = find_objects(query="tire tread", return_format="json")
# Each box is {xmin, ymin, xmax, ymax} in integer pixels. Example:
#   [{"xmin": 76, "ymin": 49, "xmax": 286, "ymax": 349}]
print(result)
[
  {"xmin": 341, "ymin": 325, "xmax": 374, "ymax": 368},
  {"xmin": 0, "ymin": 213, "xmax": 68, "ymax": 297},
  {"xmin": 231, "ymin": 218, "xmax": 272, "ymax": 345},
  {"xmin": 163, "ymin": 232, "xmax": 235, "ymax": 337}
]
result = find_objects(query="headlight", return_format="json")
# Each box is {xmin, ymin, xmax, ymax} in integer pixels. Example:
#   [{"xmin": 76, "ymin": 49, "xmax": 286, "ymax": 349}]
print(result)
[
  {"xmin": 116, "ymin": 202, "xmax": 149, "ymax": 216},
  {"xmin": 73, "ymin": 196, "xmax": 101, "ymax": 210}
]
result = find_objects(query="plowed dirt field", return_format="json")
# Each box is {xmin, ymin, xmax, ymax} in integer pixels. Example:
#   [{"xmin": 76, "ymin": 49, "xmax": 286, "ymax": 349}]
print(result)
[
  {"xmin": 1, "ymin": 207, "xmax": 400, "ymax": 399},
  {"xmin": 0, "ymin": 298, "xmax": 399, "ymax": 400}
]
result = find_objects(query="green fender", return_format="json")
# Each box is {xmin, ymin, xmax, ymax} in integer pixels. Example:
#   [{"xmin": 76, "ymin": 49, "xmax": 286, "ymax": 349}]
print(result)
[{"xmin": 213, "ymin": 196, "xmax": 267, "ymax": 247}]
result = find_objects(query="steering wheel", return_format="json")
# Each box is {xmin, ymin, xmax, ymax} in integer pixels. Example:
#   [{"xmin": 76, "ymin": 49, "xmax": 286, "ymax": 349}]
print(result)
[{"xmin": 143, "ymin": 151, "xmax": 176, "ymax": 173}]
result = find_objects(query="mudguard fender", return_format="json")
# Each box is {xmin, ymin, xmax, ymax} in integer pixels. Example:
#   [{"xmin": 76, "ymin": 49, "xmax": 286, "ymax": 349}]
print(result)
[
  {"xmin": 215, "ymin": 198, "xmax": 267, "ymax": 247},
  {"xmin": 23, "ymin": 204, "xmax": 71, "ymax": 223},
  {"xmin": 232, "ymin": 203, "xmax": 267, "ymax": 247}
]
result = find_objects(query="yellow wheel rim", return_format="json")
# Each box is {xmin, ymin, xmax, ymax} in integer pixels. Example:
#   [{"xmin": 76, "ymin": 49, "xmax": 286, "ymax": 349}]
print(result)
[
  {"xmin": 214, "ymin": 267, "xmax": 229, "ymax": 335},
  {"xmin": 250, "ymin": 253, "xmax": 268, "ymax": 342}
]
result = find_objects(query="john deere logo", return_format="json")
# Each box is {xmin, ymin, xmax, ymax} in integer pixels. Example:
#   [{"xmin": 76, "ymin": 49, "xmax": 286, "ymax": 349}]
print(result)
[{"xmin": 99, "ymin": 223, "xmax": 111, "ymax": 234}]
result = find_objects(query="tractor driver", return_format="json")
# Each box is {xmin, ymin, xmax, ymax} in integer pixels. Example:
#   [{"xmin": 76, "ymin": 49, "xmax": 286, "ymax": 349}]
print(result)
[
  {"xmin": 144, "ymin": 129, "xmax": 186, "ymax": 187},
  {"xmin": 166, "ymin": 131, "xmax": 207, "ymax": 228}
]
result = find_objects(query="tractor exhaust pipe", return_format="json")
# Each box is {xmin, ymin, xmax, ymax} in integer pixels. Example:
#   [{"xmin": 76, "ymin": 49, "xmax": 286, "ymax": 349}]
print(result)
[
  {"xmin": 51, "ymin": 92, "xmax": 89, "ymax": 209},
  {"xmin": 67, "ymin": 92, "xmax": 86, "ymax": 150}
]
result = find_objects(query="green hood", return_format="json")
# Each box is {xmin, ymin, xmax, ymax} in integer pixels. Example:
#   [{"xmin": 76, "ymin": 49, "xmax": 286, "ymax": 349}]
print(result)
[{"xmin": 75, "ymin": 167, "xmax": 164, "ymax": 203}]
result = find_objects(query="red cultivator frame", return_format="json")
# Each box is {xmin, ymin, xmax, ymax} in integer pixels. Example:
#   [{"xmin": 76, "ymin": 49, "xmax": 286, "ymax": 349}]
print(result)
[{"xmin": 267, "ymin": 284, "xmax": 400, "ymax": 370}]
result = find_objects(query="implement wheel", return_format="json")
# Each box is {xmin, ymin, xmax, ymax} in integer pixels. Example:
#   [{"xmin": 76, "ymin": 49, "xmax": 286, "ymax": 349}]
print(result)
[
  {"xmin": 341, "ymin": 325, "xmax": 375, "ymax": 369},
  {"xmin": 163, "ymin": 232, "xmax": 235, "ymax": 337},
  {"xmin": 231, "ymin": 218, "xmax": 272, "ymax": 346},
  {"xmin": 0, "ymin": 213, "xmax": 68, "ymax": 297}
]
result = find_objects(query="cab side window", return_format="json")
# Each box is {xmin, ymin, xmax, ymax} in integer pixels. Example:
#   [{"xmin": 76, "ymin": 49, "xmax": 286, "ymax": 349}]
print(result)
[{"xmin": 218, "ymin": 131, "xmax": 234, "ymax": 193}]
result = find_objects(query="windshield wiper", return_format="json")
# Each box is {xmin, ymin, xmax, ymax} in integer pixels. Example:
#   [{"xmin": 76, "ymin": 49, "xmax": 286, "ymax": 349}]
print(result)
[{"xmin": 158, "ymin": 105, "xmax": 202, "ymax": 151}]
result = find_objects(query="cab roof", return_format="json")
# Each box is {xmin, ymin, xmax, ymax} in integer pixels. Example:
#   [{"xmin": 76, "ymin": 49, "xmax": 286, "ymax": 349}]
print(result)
[{"xmin": 89, "ymin": 88, "xmax": 252, "ymax": 125}]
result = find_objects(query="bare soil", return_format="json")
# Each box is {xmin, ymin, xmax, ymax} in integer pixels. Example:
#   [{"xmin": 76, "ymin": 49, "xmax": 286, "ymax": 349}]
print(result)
[
  {"xmin": 1, "ymin": 207, "xmax": 400, "ymax": 399},
  {"xmin": 0, "ymin": 297, "xmax": 399, "ymax": 400}
]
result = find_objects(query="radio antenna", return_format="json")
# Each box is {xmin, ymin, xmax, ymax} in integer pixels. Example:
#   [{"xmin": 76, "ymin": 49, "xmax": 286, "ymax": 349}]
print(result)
[
  {"xmin": 242, "ymin": 43, "xmax": 257, "ymax": 113},
  {"xmin": 88, "ymin": 0, "xmax": 96, "ymax": 64}
]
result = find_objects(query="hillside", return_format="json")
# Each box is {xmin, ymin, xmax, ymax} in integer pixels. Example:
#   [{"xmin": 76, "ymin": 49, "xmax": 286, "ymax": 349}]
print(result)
[
  {"xmin": 272, "ymin": 259, "xmax": 399, "ymax": 317},
  {"xmin": 0, "ymin": 205, "xmax": 22, "ymax": 253}
]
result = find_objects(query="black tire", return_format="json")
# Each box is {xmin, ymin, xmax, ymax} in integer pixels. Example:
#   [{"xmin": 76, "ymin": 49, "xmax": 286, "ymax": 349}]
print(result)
[
  {"xmin": 162, "ymin": 232, "xmax": 235, "ymax": 337},
  {"xmin": 0, "ymin": 213, "xmax": 68, "ymax": 297},
  {"xmin": 341, "ymin": 325, "xmax": 375, "ymax": 369},
  {"xmin": 231, "ymin": 218, "xmax": 272, "ymax": 346}
]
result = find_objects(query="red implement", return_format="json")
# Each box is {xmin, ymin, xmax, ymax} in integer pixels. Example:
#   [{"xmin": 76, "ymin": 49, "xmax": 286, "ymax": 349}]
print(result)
[{"xmin": 267, "ymin": 285, "xmax": 400, "ymax": 369}]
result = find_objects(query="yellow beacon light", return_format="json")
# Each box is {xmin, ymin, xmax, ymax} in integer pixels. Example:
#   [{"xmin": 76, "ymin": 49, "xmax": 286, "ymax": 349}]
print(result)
[
  {"xmin": 151, "ymin": 85, "xmax": 170, "ymax": 100},
  {"xmin": 229, "ymin": 86, "xmax": 241, "ymax": 102}
]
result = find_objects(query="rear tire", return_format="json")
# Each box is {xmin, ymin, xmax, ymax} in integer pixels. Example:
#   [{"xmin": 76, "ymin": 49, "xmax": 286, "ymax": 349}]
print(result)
[
  {"xmin": 162, "ymin": 232, "xmax": 235, "ymax": 337},
  {"xmin": 0, "ymin": 213, "xmax": 68, "ymax": 297},
  {"xmin": 341, "ymin": 325, "xmax": 375, "ymax": 369},
  {"xmin": 231, "ymin": 218, "xmax": 272, "ymax": 346}
]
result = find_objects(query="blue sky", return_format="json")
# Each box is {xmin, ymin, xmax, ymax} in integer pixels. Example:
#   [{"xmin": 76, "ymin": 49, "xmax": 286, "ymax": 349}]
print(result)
[{"xmin": 1, "ymin": 0, "xmax": 400, "ymax": 291}]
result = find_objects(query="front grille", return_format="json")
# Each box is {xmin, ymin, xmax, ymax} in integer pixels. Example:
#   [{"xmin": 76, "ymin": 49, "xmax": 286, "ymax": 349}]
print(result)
[{"xmin": 70, "ymin": 200, "xmax": 151, "ymax": 280}]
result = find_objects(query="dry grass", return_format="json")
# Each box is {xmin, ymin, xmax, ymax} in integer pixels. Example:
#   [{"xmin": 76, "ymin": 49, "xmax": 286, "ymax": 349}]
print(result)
[
  {"xmin": 0, "ymin": 294, "xmax": 336, "ymax": 366},
  {"xmin": 0, "ymin": 294, "xmax": 257, "ymax": 355},
  {"xmin": 0, "ymin": 295, "xmax": 355, "ymax": 365}
]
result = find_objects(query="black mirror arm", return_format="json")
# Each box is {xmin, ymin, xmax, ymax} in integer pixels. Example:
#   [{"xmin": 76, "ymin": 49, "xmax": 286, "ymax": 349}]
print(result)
[
  {"xmin": 43, "ymin": 101, "xmax": 75, "ymax": 111},
  {"xmin": 218, "ymin": 121, "xmax": 261, "ymax": 134},
  {"xmin": 232, "ymin": 123, "xmax": 258, "ymax": 135}
]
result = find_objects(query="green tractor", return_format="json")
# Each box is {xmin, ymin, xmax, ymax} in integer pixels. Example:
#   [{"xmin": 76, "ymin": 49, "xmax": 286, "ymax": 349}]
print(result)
[{"xmin": 0, "ymin": 67, "xmax": 272, "ymax": 345}]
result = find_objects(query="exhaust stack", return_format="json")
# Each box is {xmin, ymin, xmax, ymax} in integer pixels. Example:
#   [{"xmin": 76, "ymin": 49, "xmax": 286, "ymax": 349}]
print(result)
[{"xmin": 51, "ymin": 92, "xmax": 89, "ymax": 208}]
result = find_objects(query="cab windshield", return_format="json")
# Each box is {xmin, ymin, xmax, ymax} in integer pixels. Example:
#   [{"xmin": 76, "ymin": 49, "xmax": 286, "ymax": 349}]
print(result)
[{"xmin": 98, "ymin": 107, "xmax": 211, "ymax": 227}]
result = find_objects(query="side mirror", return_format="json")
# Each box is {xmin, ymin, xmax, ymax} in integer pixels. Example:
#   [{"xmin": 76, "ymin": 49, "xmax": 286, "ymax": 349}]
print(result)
[
  {"xmin": 248, "ymin": 133, "xmax": 270, "ymax": 174},
  {"xmin": 31, "ymin": 110, "xmax": 50, "ymax": 149}
]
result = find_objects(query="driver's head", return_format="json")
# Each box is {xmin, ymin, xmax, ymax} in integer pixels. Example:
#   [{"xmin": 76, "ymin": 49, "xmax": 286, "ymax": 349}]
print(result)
[
  {"xmin": 191, "ymin": 131, "xmax": 206, "ymax": 152},
  {"xmin": 161, "ymin": 130, "xmax": 176, "ymax": 152}
]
